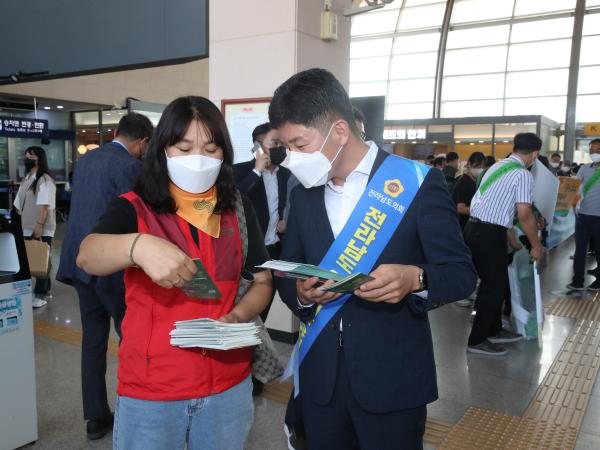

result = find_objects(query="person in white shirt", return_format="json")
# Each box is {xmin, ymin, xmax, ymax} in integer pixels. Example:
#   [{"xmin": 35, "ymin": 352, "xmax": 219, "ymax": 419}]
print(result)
[{"xmin": 13, "ymin": 146, "xmax": 56, "ymax": 308}]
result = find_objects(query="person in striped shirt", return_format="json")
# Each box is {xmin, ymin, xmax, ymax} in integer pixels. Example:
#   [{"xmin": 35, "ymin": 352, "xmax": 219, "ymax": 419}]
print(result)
[
  {"xmin": 464, "ymin": 133, "xmax": 544, "ymax": 356},
  {"xmin": 568, "ymin": 139, "xmax": 600, "ymax": 291}
]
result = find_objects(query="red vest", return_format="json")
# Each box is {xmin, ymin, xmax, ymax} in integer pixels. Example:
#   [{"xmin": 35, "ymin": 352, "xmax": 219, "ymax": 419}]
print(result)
[{"xmin": 117, "ymin": 192, "xmax": 251, "ymax": 401}]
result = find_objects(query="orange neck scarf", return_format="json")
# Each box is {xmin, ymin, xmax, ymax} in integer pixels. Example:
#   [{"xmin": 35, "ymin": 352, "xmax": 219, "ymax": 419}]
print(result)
[{"xmin": 169, "ymin": 183, "xmax": 220, "ymax": 238}]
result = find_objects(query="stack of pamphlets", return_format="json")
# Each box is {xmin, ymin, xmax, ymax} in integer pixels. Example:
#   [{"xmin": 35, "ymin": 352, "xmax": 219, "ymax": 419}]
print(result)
[
  {"xmin": 257, "ymin": 260, "xmax": 373, "ymax": 293},
  {"xmin": 170, "ymin": 318, "xmax": 262, "ymax": 350}
]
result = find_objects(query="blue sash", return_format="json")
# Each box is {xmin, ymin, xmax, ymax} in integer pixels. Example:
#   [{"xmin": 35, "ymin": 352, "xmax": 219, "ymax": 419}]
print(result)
[{"xmin": 285, "ymin": 154, "xmax": 430, "ymax": 396}]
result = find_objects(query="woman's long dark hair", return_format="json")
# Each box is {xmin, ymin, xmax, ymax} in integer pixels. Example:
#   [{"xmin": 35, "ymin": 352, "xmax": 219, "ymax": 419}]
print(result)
[
  {"xmin": 25, "ymin": 146, "xmax": 52, "ymax": 192},
  {"xmin": 135, "ymin": 96, "xmax": 237, "ymax": 214}
]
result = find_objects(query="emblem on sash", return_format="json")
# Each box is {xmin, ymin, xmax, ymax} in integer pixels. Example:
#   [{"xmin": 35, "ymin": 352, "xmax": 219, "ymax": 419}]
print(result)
[{"xmin": 384, "ymin": 179, "xmax": 404, "ymax": 198}]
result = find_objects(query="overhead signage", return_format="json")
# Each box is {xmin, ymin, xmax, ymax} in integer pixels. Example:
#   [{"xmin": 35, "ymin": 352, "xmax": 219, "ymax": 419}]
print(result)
[
  {"xmin": 584, "ymin": 123, "xmax": 600, "ymax": 136},
  {"xmin": 0, "ymin": 117, "xmax": 48, "ymax": 139},
  {"xmin": 383, "ymin": 128, "xmax": 427, "ymax": 140}
]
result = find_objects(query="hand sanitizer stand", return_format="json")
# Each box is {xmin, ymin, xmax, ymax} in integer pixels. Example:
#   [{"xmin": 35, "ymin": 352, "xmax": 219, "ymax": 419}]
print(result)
[{"xmin": 0, "ymin": 212, "xmax": 38, "ymax": 450}]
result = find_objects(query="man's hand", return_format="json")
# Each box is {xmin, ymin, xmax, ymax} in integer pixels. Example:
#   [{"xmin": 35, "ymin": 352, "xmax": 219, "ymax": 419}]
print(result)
[
  {"xmin": 276, "ymin": 220, "xmax": 286, "ymax": 234},
  {"xmin": 254, "ymin": 149, "xmax": 270, "ymax": 172},
  {"xmin": 297, "ymin": 277, "xmax": 341, "ymax": 306},
  {"xmin": 354, "ymin": 264, "xmax": 420, "ymax": 304},
  {"xmin": 530, "ymin": 244, "xmax": 543, "ymax": 262}
]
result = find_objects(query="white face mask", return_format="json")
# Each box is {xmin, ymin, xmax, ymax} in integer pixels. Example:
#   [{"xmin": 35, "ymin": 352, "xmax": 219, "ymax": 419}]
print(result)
[
  {"xmin": 165, "ymin": 152, "xmax": 223, "ymax": 194},
  {"xmin": 550, "ymin": 162, "xmax": 560, "ymax": 168},
  {"xmin": 471, "ymin": 167, "xmax": 483, "ymax": 177},
  {"xmin": 591, "ymin": 153, "xmax": 600, "ymax": 164},
  {"xmin": 281, "ymin": 123, "xmax": 344, "ymax": 188}
]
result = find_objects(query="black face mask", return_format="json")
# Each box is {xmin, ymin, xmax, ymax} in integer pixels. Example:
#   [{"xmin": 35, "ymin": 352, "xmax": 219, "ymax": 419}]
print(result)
[
  {"xmin": 24, "ymin": 159, "xmax": 36, "ymax": 173},
  {"xmin": 269, "ymin": 146, "xmax": 287, "ymax": 166}
]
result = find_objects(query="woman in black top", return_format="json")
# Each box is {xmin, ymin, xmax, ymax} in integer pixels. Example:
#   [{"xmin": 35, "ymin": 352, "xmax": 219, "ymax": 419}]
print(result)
[{"xmin": 452, "ymin": 152, "xmax": 485, "ymax": 229}]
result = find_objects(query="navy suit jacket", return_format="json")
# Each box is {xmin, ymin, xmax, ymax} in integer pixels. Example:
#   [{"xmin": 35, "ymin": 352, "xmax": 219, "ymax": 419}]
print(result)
[
  {"xmin": 56, "ymin": 142, "xmax": 141, "ymax": 293},
  {"xmin": 277, "ymin": 148, "xmax": 477, "ymax": 413},
  {"xmin": 233, "ymin": 160, "xmax": 291, "ymax": 238}
]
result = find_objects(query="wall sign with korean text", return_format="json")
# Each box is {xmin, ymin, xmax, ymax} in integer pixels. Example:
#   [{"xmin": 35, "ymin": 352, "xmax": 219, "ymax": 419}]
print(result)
[{"xmin": 0, "ymin": 117, "xmax": 49, "ymax": 139}]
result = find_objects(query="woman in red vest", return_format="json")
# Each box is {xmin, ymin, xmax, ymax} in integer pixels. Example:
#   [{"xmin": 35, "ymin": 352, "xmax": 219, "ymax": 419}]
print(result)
[{"xmin": 77, "ymin": 96, "xmax": 273, "ymax": 449}]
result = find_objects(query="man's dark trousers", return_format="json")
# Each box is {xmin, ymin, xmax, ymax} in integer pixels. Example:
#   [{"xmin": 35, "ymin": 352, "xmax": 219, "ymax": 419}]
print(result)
[
  {"xmin": 301, "ymin": 350, "xmax": 426, "ymax": 450},
  {"xmin": 464, "ymin": 219, "xmax": 508, "ymax": 346},
  {"xmin": 73, "ymin": 279, "xmax": 126, "ymax": 421},
  {"xmin": 573, "ymin": 213, "xmax": 600, "ymax": 285}
]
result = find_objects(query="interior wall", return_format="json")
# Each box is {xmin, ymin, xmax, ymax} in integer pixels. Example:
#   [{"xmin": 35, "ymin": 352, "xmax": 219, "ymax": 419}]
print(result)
[{"xmin": 0, "ymin": 59, "xmax": 209, "ymax": 108}]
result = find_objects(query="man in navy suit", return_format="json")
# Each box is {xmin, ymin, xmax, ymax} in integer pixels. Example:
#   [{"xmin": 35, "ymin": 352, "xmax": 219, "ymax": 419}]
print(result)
[
  {"xmin": 233, "ymin": 123, "xmax": 290, "ymax": 321},
  {"xmin": 56, "ymin": 113, "xmax": 153, "ymax": 440},
  {"xmin": 270, "ymin": 69, "xmax": 476, "ymax": 449}
]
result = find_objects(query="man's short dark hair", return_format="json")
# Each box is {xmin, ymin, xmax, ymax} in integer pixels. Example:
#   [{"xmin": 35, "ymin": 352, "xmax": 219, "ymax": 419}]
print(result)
[
  {"xmin": 252, "ymin": 122, "xmax": 275, "ymax": 142},
  {"xmin": 115, "ymin": 112, "xmax": 154, "ymax": 141},
  {"xmin": 352, "ymin": 106, "xmax": 365, "ymax": 125},
  {"xmin": 551, "ymin": 152, "xmax": 561, "ymax": 159},
  {"xmin": 425, "ymin": 154, "xmax": 435, "ymax": 161},
  {"xmin": 446, "ymin": 151, "xmax": 459, "ymax": 163},
  {"xmin": 590, "ymin": 138, "xmax": 600, "ymax": 146},
  {"xmin": 433, "ymin": 156, "xmax": 446, "ymax": 167},
  {"xmin": 269, "ymin": 68, "xmax": 359, "ymax": 135},
  {"xmin": 513, "ymin": 132, "xmax": 542, "ymax": 154}
]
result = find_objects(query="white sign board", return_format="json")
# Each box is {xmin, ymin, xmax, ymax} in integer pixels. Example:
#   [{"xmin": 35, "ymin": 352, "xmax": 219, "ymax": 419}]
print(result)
[{"xmin": 223, "ymin": 101, "xmax": 270, "ymax": 163}]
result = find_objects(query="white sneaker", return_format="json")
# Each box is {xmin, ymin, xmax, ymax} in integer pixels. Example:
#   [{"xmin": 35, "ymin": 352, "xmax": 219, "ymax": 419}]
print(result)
[
  {"xmin": 32, "ymin": 297, "xmax": 47, "ymax": 308},
  {"xmin": 456, "ymin": 299, "xmax": 474, "ymax": 308},
  {"xmin": 44, "ymin": 292, "xmax": 53, "ymax": 300}
]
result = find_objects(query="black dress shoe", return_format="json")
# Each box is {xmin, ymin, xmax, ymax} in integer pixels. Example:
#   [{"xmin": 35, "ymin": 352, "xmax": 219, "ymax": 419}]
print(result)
[{"xmin": 87, "ymin": 412, "xmax": 114, "ymax": 440}]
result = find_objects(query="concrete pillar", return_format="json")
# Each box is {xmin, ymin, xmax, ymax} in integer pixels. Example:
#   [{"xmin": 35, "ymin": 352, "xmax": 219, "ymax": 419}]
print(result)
[{"xmin": 209, "ymin": 0, "xmax": 350, "ymax": 340}]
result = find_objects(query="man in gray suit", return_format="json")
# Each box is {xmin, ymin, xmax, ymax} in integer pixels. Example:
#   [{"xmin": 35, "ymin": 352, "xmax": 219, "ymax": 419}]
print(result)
[{"xmin": 57, "ymin": 113, "xmax": 153, "ymax": 440}]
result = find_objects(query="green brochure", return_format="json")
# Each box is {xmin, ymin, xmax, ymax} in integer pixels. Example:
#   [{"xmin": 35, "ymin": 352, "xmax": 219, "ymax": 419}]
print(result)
[
  {"xmin": 181, "ymin": 259, "xmax": 222, "ymax": 299},
  {"xmin": 256, "ymin": 260, "xmax": 373, "ymax": 294}
]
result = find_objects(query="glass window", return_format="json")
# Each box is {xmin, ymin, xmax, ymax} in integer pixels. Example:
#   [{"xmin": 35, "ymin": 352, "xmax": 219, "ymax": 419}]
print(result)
[
  {"xmin": 388, "ymin": 78, "xmax": 435, "ymax": 103},
  {"xmin": 352, "ymin": 10, "xmax": 400, "ymax": 36},
  {"xmin": 442, "ymin": 100, "xmax": 504, "ymax": 117},
  {"xmin": 14, "ymin": 138, "xmax": 67, "ymax": 182},
  {"xmin": 507, "ymin": 39, "xmax": 572, "ymax": 70},
  {"xmin": 576, "ymin": 94, "xmax": 600, "ymax": 122},
  {"xmin": 393, "ymin": 32, "xmax": 441, "ymax": 54},
  {"xmin": 495, "ymin": 123, "xmax": 537, "ymax": 139},
  {"xmin": 397, "ymin": 3, "xmax": 446, "ymax": 30},
  {"xmin": 510, "ymin": 17, "xmax": 574, "ymax": 43},
  {"xmin": 444, "ymin": 46, "xmax": 508, "ymax": 75},
  {"xmin": 351, "ymin": 38, "xmax": 393, "ymax": 58},
  {"xmin": 350, "ymin": 57, "xmax": 390, "ymax": 82},
  {"xmin": 349, "ymin": 81, "xmax": 388, "ymax": 98},
  {"xmin": 504, "ymin": 96, "xmax": 567, "ymax": 122},
  {"xmin": 387, "ymin": 102, "xmax": 433, "ymax": 120},
  {"xmin": 455, "ymin": 124, "xmax": 494, "ymax": 140},
  {"xmin": 581, "ymin": 36, "xmax": 600, "ymax": 66},
  {"xmin": 578, "ymin": 66, "xmax": 600, "ymax": 95},
  {"xmin": 505, "ymin": 69, "xmax": 569, "ymax": 98},
  {"xmin": 451, "ymin": 0, "xmax": 515, "ymax": 25},
  {"xmin": 583, "ymin": 12, "xmax": 600, "ymax": 36},
  {"xmin": 514, "ymin": 0, "xmax": 576, "ymax": 17},
  {"xmin": 390, "ymin": 52, "xmax": 438, "ymax": 78},
  {"xmin": 0, "ymin": 138, "xmax": 8, "ymax": 180},
  {"xmin": 443, "ymin": 73, "xmax": 505, "ymax": 101},
  {"xmin": 446, "ymin": 25, "xmax": 510, "ymax": 49}
]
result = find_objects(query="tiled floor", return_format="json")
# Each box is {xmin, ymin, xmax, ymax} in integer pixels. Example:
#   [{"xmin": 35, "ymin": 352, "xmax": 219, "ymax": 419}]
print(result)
[{"xmin": 19, "ymin": 225, "xmax": 600, "ymax": 449}]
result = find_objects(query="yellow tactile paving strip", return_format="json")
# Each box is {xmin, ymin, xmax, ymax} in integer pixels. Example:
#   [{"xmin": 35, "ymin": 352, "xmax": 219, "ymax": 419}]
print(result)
[
  {"xmin": 438, "ymin": 407, "xmax": 578, "ymax": 450},
  {"xmin": 34, "ymin": 320, "xmax": 119, "ymax": 357},
  {"xmin": 546, "ymin": 295, "xmax": 600, "ymax": 321},
  {"xmin": 524, "ymin": 319, "xmax": 600, "ymax": 430},
  {"xmin": 439, "ymin": 315, "xmax": 600, "ymax": 449},
  {"xmin": 34, "ymin": 319, "xmax": 452, "ymax": 445}
]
